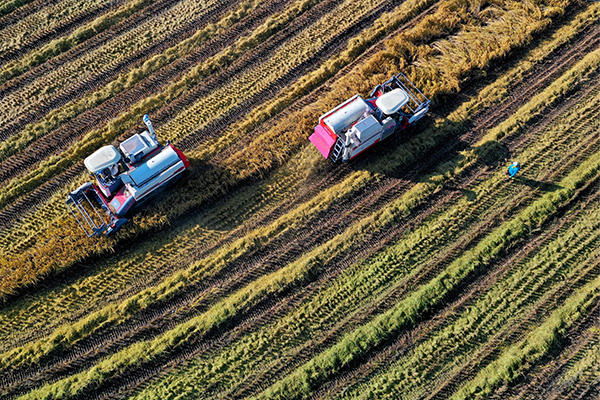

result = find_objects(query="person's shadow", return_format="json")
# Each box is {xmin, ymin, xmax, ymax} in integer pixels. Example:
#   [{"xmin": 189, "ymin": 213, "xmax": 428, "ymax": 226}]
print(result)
[{"xmin": 513, "ymin": 176, "xmax": 562, "ymax": 192}]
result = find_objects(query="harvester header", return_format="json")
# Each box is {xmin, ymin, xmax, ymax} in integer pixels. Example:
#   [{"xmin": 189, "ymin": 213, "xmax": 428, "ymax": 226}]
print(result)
[
  {"xmin": 309, "ymin": 73, "xmax": 429, "ymax": 162},
  {"xmin": 66, "ymin": 115, "xmax": 190, "ymax": 237}
]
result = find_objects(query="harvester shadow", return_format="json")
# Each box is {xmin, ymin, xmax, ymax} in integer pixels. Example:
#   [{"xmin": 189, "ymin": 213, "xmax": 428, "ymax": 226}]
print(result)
[
  {"xmin": 352, "ymin": 117, "xmax": 473, "ymax": 183},
  {"xmin": 3, "ymin": 158, "xmax": 237, "ymax": 306},
  {"xmin": 130, "ymin": 156, "xmax": 240, "ymax": 231}
]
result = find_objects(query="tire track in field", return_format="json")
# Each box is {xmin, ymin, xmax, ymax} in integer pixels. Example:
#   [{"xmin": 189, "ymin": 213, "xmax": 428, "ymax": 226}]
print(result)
[
  {"xmin": 0, "ymin": 0, "xmax": 126, "ymax": 66},
  {"xmin": 0, "ymin": 0, "xmax": 294, "ymax": 189},
  {"xmin": 423, "ymin": 208, "xmax": 600, "ymax": 400},
  {"xmin": 314, "ymin": 191, "xmax": 600, "ymax": 400},
  {"xmin": 0, "ymin": 0, "xmax": 236, "ymax": 141},
  {"xmin": 0, "ymin": 0, "xmax": 63, "ymax": 34},
  {"xmin": 1, "ymin": 5, "xmax": 592, "ymax": 388},
  {"xmin": 0, "ymin": 5, "xmax": 592, "ymax": 396},
  {"xmin": 496, "ymin": 303, "xmax": 600, "ymax": 400}
]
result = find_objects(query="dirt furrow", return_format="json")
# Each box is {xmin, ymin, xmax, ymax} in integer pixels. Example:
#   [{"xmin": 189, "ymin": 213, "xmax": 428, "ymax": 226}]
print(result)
[
  {"xmin": 0, "ymin": 0, "xmax": 237, "ymax": 141},
  {"xmin": 0, "ymin": 0, "xmax": 298, "ymax": 185},
  {"xmin": 0, "ymin": 0, "xmax": 127, "ymax": 66},
  {"xmin": 312, "ymin": 175, "xmax": 600, "ymax": 400},
  {"xmin": 0, "ymin": 0, "xmax": 63, "ymax": 34}
]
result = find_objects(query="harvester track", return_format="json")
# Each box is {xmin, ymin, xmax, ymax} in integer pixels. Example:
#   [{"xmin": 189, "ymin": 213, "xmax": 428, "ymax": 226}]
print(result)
[
  {"xmin": 1, "ymin": 2, "xmax": 598, "ymax": 399},
  {"xmin": 0, "ymin": 0, "xmax": 127, "ymax": 66},
  {"xmin": 0, "ymin": 0, "xmax": 295, "ymax": 186},
  {"xmin": 0, "ymin": 0, "xmax": 238, "ymax": 141}
]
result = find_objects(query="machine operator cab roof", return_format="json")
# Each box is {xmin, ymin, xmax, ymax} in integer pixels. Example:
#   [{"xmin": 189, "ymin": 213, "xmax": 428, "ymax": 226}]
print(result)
[
  {"xmin": 375, "ymin": 88, "xmax": 410, "ymax": 115},
  {"xmin": 84, "ymin": 145, "xmax": 122, "ymax": 174},
  {"xmin": 120, "ymin": 130, "xmax": 159, "ymax": 164}
]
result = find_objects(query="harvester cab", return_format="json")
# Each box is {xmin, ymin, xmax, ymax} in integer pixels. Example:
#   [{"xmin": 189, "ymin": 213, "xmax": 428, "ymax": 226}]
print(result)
[
  {"xmin": 66, "ymin": 115, "xmax": 191, "ymax": 237},
  {"xmin": 309, "ymin": 73, "xmax": 430, "ymax": 162}
]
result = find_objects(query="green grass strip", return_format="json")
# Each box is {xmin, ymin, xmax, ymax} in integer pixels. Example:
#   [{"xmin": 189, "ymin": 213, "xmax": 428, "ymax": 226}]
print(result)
[
  {"xmin": 0, "ymin": 0, "xmax": 265, "ymax": 162},
  {"xmin": 450, "ymin": 267, "xmax": 600, "ymax": 399},
  {"xmin": 1, "ymin": 170, "xmax": 372, "ymax": 371},
  {"xmin": 249, "ymin": 145, "xmax": 600, "ymax": 400}
]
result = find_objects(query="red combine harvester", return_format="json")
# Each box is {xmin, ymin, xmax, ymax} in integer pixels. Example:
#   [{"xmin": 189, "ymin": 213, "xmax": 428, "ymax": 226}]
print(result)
[
  {"xmin": 309, "ymin": 73, "xmax": 430, "ymax": 162},
  {"xmin": 66, "ymin": 115, "xmax": 190, "ymax": 237}
]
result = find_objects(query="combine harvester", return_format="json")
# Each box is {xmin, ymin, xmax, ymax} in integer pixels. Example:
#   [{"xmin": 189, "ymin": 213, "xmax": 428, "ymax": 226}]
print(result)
[
  {"xmin": 66, "ymin": 115, "xmax": 190, "ymax": 237},
  {"xmin": 310, "ymin": 73, "xmax": 430, "ymax": 162}
]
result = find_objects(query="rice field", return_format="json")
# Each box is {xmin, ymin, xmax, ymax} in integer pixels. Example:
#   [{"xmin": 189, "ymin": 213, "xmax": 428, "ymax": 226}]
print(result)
[{"xmin": 0, "ymin": 0, "xmax": 599, "ymax": 399}]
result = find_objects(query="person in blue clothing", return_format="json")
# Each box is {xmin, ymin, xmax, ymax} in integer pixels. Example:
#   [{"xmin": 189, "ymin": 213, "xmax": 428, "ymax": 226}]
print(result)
[{"xmin": 505, "ymin": 161, "xmax": 521, "ymax": 180}]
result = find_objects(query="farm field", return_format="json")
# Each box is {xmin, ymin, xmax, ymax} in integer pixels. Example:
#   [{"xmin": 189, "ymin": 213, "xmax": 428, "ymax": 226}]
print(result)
[{"xmin": 0, "ymin": 0, "xmax": 599, "ymax": 398}]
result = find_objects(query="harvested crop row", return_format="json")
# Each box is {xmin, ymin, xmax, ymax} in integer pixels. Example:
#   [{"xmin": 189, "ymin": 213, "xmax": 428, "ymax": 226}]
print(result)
[
  {"xmin": 493, "ymin": 295, "xmax": 600, "ymax": 400},
  {"xmin": 507, "ymin": 321, "xmax": 600, "ymax": 400},
  {"xmin": 0, "ymin": 0, "xmax": 334, "ymax": 210},
  {"xmin": 0, "ymin": 0, "xmax": 284, "ymax": 187},
  {"xmin": 0, "ymin": 0, "xmax": 159, "ymax": 84},
  {"xmin": 0, "ymin": 0, "xmax": 229, "ymax": 139},
  {"xmin": 0, "ymin": 0, "xmax": 434, "ymax": 296},
  {"xmin": 136, "ymin": 73, "xmax": 600, "ymax": 399},
  {"xmin": 0, "ymin": 0, "xmax": 112, "ymax": 61}
]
